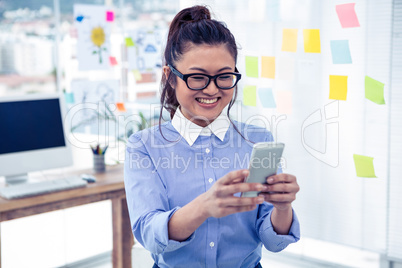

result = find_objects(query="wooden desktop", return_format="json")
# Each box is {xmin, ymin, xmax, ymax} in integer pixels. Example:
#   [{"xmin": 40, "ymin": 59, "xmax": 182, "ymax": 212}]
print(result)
[{"xmin": 0, "ymin": 164, "xmax": 133, "ymax": 268}]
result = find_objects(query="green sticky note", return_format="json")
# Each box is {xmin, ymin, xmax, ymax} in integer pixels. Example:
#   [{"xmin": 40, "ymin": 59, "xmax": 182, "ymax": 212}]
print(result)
[
  {"xmin": 245, "ymin": 56, "xmax": 259, "ymax": 78},
  {"xmin": 125, "ymin": 37, "xmax": 135, "ymax": 47},
  {"xmin": 353, "ymin": 154, "xmax": 377, "ymax": 178},
  {"xmin": 365, "ymin": 76, "xmax": 385, "ymax": 105},
  {"xmin": 243, "ymin": 85, "xmax": 257, "ymax": 106}
]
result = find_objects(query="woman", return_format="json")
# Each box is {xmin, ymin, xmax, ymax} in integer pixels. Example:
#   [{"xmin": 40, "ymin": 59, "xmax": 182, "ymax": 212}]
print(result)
[{"xmin": 124, "ymin": 5, "xmax": 300, "ymax": 268}]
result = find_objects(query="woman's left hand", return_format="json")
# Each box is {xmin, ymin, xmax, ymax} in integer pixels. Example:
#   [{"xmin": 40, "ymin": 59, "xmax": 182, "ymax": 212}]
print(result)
[{"xmin": 259, "ymin": 173, "xmax": 299, "ymax": 211}]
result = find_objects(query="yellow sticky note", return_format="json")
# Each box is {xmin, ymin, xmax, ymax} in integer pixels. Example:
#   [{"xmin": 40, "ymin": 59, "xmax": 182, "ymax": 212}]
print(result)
[
  {"xmin": 329, "ymin": 75, "xmax": 348, "ymax": 100},
  {"xmin": 282, "ymin": 29, "xmax": 298, "ymax": 52},
  {"xmin": 365, "ymin": 76, "xmax": 385, "ymax": 105},
  {"xmin": 245, "ymin": 56, "xmax": 259, "ymax": 78},
  {"xmin": 261, "ymin": 56, "xmax": 275, "ymax": 79},
  {"xmin": 353, "ymin": 154, "xmax": 377, "ymax": 178},
  {"xmin": 132, "ymin": 70, "xmax": 142, "ymax": 81},
  {"xmin": 303, "ymin": 29, "xmax": 321, "ymax": 53},
  {"xmin": 275, "ymin": 90, "xmax": 292, "ymax": 114},
  {"xmin": 243, "ymin": 85, "xmax": 257, "ymax": 106}
]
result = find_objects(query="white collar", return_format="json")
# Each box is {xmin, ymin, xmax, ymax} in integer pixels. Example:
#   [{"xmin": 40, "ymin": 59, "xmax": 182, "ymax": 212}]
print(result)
[{"xmin": 171, "ymin": 107, "xmax": 230, "ymax": 146}]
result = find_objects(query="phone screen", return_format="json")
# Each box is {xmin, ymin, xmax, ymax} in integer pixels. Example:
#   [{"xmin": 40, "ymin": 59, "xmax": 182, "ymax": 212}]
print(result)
[{"xmin": 241, "ymin": 142, "xmax": 285, "ymax": 197}]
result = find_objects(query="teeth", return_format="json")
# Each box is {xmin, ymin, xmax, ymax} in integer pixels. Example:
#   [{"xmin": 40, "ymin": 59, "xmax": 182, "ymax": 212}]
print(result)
[{"xmin": 197, "ymin": 98, "xmax": 218, "ymax": 104}]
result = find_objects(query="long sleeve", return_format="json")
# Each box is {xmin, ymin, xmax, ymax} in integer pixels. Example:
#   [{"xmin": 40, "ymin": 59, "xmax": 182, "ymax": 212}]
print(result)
[
  {"xmin": 124, "ymin": 134, "xmax": 194, "ymax": 255},
  {"xmin": 255, "ymin": 203, "xmax": 300, "ymax": 252}
]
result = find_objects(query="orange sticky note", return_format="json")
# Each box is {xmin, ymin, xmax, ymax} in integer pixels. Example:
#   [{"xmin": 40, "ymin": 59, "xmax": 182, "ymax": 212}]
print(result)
[
  {"xmin": 109, "ymin": 56, "xmax": 118, "ymax": 66},
  {"xmin": 303, "ymin": 29, "xmax": 321, "ymax": 53},
  {"xmin": 281, "ymin": 29, "xmax": 298, "ymax": 52},
  {"xmin": 116, "ymin": 102, "xmax": 126, "ymax": 112},
  {"xmin": 275, "ymin": 90, "xmax": 292, "ymax": 114},
  {"xmin": 329, "ymin": 75, "xmax": 348, "ymax": 100},
  {"xmin": 261, "ymin": 56, "xmax": 275, "ymax": 79}
]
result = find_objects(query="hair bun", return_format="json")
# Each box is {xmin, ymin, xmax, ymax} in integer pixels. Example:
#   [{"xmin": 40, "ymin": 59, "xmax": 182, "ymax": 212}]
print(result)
[{"xmin": 189, "ymin": 5, "xmax": 211, "ymax": 22}]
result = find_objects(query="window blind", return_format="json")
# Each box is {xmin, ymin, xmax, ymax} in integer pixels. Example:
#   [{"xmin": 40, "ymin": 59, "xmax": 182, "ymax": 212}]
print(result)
[{"xmin": 387, "ymin": 0, "xmax": 402, "ymax": 261}]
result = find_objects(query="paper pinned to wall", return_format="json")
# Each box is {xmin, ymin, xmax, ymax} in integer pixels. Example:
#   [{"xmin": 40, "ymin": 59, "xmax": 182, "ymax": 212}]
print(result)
[
  {"xmin": 127, "ymin": 29, "xmax": 163, "ymax": 71},
  {"xmin": 245, "ymin": 56, "xmax": 259, "ymax": 78},
  {"xmin": 336, "ymin": 3, "xmax": 360, "ymax": 28},
  {"xmin": 243, "ymin": 85, "xmax": 257, "ymax": 106},
  {"xmin": 258, "ymin": 88, "xmax": 276, "ymax": 108},
  {"xmin": 276, "ymin": 57, "xmax": 295, "ymax": 81},
  {"xmin": 116, "ymin": 102, "xmax": 126, "ymax": 112},
  {"xmin": 353, "ymin": 154, "xmax": 377, "ymax": 178},
  {"xmin": 303, "ymin": 29, "xmax": 321, "ymax": 53},
  {"xmin": 74, "ymin": 4, "xmax": 111, "ymax": 71},
  {"xmin": 297, "ymin": 59, "xmax": 316, "ymax": 85},
  {"xmin": 330, "ymin": 40, "xmax": 352, "ymax": 64},
  {"xmin": 275, "ymin": 90, "xmax": 292, "ymax": 114},
  {"xmin": 64, "ymin": 92, "xmax": 75, "ymax": 104},
  {"xmin": 261, "ymin": 56, "xmax": 275, "ymax": 79},
  {"xmin": 267, "ymin": 0, "xmax": 281, "ymax": 21},
  {"xmin": 365, "ymin": 76, "xmax": 385, "ymax": 105},
  {"xmin": 281, "ymin": 29, "xmax": 298, "ymax": 52},
  {"xmin": 109, "ymin": 56, "xmax": 118, "ymax": 66},
  {"xmin": 329, "ymin": 75, "xmax": 348, "ymax": 100},
  {"xmin": 125, "ymin": 37, "xmax": 135, "ymax": 47},
  {"xmin": 106, "ymin": 11, "xmax": 114, "ymax": 22}
]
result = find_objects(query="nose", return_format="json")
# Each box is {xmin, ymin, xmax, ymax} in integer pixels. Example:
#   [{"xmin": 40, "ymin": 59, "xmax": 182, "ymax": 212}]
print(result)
[{"xmin": 202, "ymin": 79, "xmax": 219, "ymax": 95}]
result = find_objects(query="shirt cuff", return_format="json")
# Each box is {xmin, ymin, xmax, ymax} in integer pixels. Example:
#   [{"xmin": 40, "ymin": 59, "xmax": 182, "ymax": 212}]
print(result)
[
  {"xmin": 153, "ymin": 206, "xmax": 196, "ymax": 253},
  {"xmin": 259, "ymin": 208, "xmax": 300, "ymax": 252}
]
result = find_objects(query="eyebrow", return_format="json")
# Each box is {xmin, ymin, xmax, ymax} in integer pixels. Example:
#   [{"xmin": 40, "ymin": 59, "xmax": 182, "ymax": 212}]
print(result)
[{"xmin": 188, "ymin": 66, "xmax": 234, "ymax": 73}]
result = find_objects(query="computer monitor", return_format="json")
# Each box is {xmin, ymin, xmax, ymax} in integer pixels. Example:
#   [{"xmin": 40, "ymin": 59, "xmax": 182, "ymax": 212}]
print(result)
[{"xmin": 0, "ymin": 93, "xmax": 73, "ymax": 184}]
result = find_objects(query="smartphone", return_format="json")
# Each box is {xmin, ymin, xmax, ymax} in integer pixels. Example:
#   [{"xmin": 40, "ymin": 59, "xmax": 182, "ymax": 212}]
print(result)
[{"xmin": 241, "ymin": 142, "xmax": 285, "ymax": 198}]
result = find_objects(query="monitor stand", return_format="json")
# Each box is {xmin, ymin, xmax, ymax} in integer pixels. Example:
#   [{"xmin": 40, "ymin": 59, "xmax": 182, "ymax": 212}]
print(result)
[{"xmin": 5, "ymin": 173, "xmax": 29, "ymax": 185}]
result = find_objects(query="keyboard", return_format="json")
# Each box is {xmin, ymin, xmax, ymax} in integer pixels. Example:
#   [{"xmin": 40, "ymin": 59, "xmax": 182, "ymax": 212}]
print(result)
[{"xmin": 0, "ymin": 176, "xmax": 87, "ymax": 199}]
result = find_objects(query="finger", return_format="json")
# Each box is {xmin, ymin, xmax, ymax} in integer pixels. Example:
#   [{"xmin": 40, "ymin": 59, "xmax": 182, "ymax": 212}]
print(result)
[
  {"xmin": 220, "ymin": 182, "xmax": 267, "ymax": 196},
  {"xmin": 217, "ymin": 196, "xmax": 264, "ymax": 207},
  {"xmin": 262, "ymin": 193, "xmax": 296, "ymax": 203},
  {"xmin": 219, "ymin": 169, "xmax": 249, "ymax": 185},
  {"xmin": 267, "ymin": 173, "xmax": 296, "ymax": 184},
  {"xmin": 222, "ymin": 205, "xmax": 258, "ymax": 216},
  {"xmin": 262, "ymin": 182, "xmax": 299, "ymax": 194}
]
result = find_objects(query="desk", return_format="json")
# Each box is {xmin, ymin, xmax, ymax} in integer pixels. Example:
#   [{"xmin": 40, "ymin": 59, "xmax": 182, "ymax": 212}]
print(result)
[{"xmin": 0, "ymin": 164, "xmax": 133, "ymax": 268}]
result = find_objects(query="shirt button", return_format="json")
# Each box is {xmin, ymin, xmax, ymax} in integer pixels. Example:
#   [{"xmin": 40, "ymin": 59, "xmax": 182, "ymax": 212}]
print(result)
[
  {"xmin": 209, "ymin": 242, "xmax": 215, "ymax": 248},
  {"xmin": 205, "ymin": 148, "xmax": 210, "ymax": 154},
  {"xmin": 208, "ymin": 178, "xmax": 213, "ymax": 183}
]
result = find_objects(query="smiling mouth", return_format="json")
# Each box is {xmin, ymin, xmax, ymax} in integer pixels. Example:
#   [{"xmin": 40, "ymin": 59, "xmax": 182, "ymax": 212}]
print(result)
[{"xmin": 196, "ymin": 97, "xmax": 220, "ymax": 104}]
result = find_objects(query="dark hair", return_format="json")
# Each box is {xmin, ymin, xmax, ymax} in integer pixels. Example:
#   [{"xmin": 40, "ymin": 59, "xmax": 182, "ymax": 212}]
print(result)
[{"xmin": 159, "ymin": 5, "xmax": 246, "ymax": 141}]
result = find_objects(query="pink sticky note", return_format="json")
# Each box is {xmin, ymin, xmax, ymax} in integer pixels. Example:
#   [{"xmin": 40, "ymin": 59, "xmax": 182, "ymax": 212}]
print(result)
[
  {"xmin": 275, "ymin": 90, "xmax": 292, "ymax": 114},
  {"xmin": 336, "ymin": 3, "xmax": 360, "ymax": 28},
  {"xmin": 109, "ymin": 56, "xmax": 118, "ymax": 66},
  {"xmin": 106, "ymin": 11, "xmax": 114, "ymax": 22}
]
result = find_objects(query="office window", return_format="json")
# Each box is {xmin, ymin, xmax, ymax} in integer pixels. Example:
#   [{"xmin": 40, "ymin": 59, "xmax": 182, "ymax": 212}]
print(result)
[{"xmin": 0, "ymin": 0, "xmax": 57, "ymax": 96}]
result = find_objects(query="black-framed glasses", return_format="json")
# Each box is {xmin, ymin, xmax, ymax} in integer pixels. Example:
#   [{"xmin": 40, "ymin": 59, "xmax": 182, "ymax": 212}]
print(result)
[{"xmin": 168, "ymin": 64, "xmax": 242, "ymax": 91}]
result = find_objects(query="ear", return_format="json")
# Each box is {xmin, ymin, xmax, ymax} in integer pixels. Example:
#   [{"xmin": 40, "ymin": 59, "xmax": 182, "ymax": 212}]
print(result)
[{"xmin": 162, "ymin": 66, "xmax": 171, "ymax": 80}]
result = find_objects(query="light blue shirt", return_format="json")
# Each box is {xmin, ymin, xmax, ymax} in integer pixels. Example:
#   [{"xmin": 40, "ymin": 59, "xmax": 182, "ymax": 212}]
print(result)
[{"xmin": 124, "ymin": 110, "xmax": 300, "ymax": 268}]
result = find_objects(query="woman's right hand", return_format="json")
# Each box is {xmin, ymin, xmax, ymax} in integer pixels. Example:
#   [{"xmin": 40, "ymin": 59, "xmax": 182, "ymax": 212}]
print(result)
[{"xmin": 199, "ymin": 169, "xmax": 267, "ymax": 218}]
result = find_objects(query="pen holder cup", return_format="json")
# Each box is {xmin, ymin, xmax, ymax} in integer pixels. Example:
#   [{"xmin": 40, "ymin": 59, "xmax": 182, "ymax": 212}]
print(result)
[{"xmin": 93, "ymin": 154, "xmax": 106, "ymax": 173}]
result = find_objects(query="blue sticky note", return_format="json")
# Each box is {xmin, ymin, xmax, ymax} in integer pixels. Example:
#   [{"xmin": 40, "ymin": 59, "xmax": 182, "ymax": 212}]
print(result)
[
  {"xmin": 267, "ymin": 0, "xmax": 281, "ymax": 21},
  {"xmin": 330, "ymin": 40, "xmax": 352, "ymax": 64},
  {"xmin": 258, "ymin": 88, "xmax": 276, "ymax": 108},
  {"xmin": 64, "ymin": 92, "xmax": 75, "ymax": 104}
]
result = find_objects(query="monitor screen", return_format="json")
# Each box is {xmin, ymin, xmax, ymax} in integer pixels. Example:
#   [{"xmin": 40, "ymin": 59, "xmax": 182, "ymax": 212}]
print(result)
[
  {"xmin": 0, "ymin": 99, "xmax": 66, "ymax": 154},
  {"xmin": 0, "ymin": 94, "xmax": 73, "ymax": 181}
]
